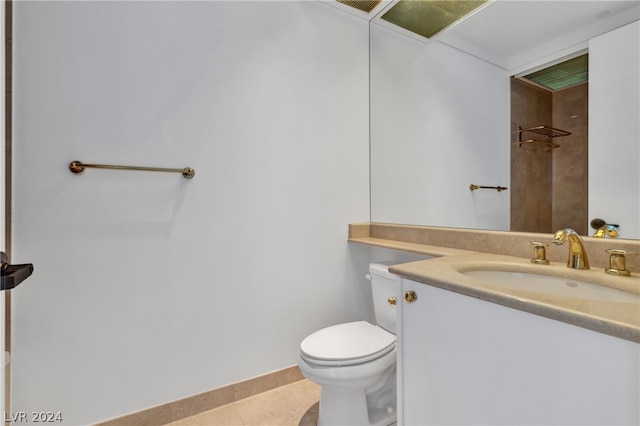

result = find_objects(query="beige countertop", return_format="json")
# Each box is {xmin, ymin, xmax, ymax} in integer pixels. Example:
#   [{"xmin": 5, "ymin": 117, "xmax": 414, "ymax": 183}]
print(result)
[{"xmin": 349, "ymin": 224, "xmax": 640, "ymax": 343}]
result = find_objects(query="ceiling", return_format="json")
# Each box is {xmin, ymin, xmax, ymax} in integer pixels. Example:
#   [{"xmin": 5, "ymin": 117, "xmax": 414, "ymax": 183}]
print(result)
[{"xmin": 326, "ymin": 0, "xmax": 640, "ymax": 73}]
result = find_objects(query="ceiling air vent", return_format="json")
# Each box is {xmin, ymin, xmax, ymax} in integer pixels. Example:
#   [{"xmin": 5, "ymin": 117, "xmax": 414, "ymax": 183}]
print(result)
[
  {"xmin": 336, "ymin": 0, "xmax": 382, "ymax": 13},
  {"xmin": 521, "ymin": 54, "xmax": 589, "ymax": 92},
  {"xmin": 381, "ymin": 0, "xmax": 487, "ymax": 39}
]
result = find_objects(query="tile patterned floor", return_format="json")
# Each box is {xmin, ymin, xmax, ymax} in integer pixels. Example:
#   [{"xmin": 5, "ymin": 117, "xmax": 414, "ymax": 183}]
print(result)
[{"xmin": 170, "ymin": 379, "xmax": 320, "ymax": 426}]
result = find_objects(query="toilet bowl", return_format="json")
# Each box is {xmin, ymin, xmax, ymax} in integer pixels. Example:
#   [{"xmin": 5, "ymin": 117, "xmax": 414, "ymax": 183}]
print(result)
[{"xmin": 298, "ymin": 263, "xmax": 398, "ymax": 426}]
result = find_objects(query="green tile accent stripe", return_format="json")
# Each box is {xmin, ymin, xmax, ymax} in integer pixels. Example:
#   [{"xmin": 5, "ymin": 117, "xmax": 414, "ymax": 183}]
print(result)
[{"xmin": 382, "ymin": 0, "xmax": 487, "ymax": 39}]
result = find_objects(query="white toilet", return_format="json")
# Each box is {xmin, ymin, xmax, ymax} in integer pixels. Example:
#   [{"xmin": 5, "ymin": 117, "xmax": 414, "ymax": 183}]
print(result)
[{"xmin": 298, "ymin": 263, "xmax": 398, "ymax": 426}]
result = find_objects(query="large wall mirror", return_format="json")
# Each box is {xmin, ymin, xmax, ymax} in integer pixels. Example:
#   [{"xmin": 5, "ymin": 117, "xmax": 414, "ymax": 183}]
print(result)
[{"xmin": 357, "ymin": 0, "xmax": 640, "ymax": 239}]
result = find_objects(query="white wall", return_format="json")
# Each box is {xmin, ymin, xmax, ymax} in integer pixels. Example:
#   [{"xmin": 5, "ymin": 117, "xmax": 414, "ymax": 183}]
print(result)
[
  {"xmin": 11, "ymin": 2, "xmax": 369, "ymax": 424},
  {"xmin": 370, "ymin": 24, "xmax": 510, "ymax": 230},
  {"xmin": 589, "ymin": 21, "xmax": 640, "ymax": 239}
]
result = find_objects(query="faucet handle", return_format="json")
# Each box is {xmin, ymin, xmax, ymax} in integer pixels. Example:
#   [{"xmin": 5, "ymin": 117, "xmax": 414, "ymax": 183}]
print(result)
[
  {"xmin": 605, "ymin": 249, "xmax": 636, "ymax": 276},
  {"xmin": 528, "ymin": 241, "xmax": 550, "ymax": 265}
]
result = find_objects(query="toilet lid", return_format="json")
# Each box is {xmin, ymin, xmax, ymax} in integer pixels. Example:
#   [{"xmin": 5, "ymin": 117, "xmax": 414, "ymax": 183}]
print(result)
[{"xmin": 300, "ymin": 321, "xmax": 396, "ymax": 366}]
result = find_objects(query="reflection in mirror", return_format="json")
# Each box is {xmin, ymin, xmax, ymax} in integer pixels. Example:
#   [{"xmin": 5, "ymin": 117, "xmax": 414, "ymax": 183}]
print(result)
[
  {"xmin": 367, "ymin": 1, "xmax": 639, "ymax": 239},
  {"xmin": 588, "ymin": 20, "xmax": 639, "ymax": 239},
  {"xmin": 370, "ymin": 21, "xmax": 509, "ymax": 231},
  {"xmin": 510, "ymin": 55, "xmax": 589, "ymax": 235}
]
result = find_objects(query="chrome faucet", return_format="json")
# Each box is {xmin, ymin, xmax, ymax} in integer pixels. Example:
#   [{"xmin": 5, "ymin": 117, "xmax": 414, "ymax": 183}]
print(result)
[
  {"xmin": 594, "ymin": 224, "xmax": 619, "ymax": 238},
  {"xmin": 553, "ymin": 228, "xmax": 590, "ymax": 269}
]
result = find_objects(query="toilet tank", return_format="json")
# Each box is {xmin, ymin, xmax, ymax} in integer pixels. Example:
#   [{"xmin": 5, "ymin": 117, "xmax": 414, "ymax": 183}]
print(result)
[{"xmin": 369, "ymin": 263, "xmax": 398, "ymax": 334}]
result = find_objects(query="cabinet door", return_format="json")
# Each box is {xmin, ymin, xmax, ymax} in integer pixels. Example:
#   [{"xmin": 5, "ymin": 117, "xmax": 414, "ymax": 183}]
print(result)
[{"xmin": 399, "ymin": 278, "xmax": 639, "ymax": 425}]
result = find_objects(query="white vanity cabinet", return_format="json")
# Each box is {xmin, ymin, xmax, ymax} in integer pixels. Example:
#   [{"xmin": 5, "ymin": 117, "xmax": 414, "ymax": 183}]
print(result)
[{"xmin": 397, "ymin": 278, "xmax": 640, "ymax": 425}]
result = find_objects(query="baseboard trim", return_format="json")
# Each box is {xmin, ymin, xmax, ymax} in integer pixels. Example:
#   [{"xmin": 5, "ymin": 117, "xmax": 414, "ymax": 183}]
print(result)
[{"xmin": 94, "ymin": 365, "xmax": 304, "ymax": 426}]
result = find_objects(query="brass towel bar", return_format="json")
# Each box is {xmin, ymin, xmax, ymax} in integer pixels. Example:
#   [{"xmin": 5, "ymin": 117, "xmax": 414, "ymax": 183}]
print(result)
[
  {"xmin": 69, "ymin": 161, "xmax": 195, "ymax": 179},
  {"xmin": 470, "ymin": 184, "xmax": 508, "ymax": 192}
]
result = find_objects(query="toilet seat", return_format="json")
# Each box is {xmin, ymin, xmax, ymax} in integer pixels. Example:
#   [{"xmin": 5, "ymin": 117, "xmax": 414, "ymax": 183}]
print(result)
[{"xmin": 300, "ymin": 321, "xmax": 396, "ymax": 366}]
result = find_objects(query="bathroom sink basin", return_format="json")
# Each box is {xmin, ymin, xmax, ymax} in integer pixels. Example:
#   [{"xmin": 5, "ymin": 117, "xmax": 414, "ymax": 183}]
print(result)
[{"xmin": 463, "ymin": 270, "xmax": 640, "ymax": 303}]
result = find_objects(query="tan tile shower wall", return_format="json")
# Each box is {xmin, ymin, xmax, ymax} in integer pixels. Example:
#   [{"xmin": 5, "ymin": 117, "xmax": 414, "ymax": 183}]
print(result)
[
  {"xmin": 552, "ymin": 83, "xmax": 589, "ymax": 234},
  {"xmin": 510, "ymin": 78, "xmax": 553, "ymax": 233}
]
